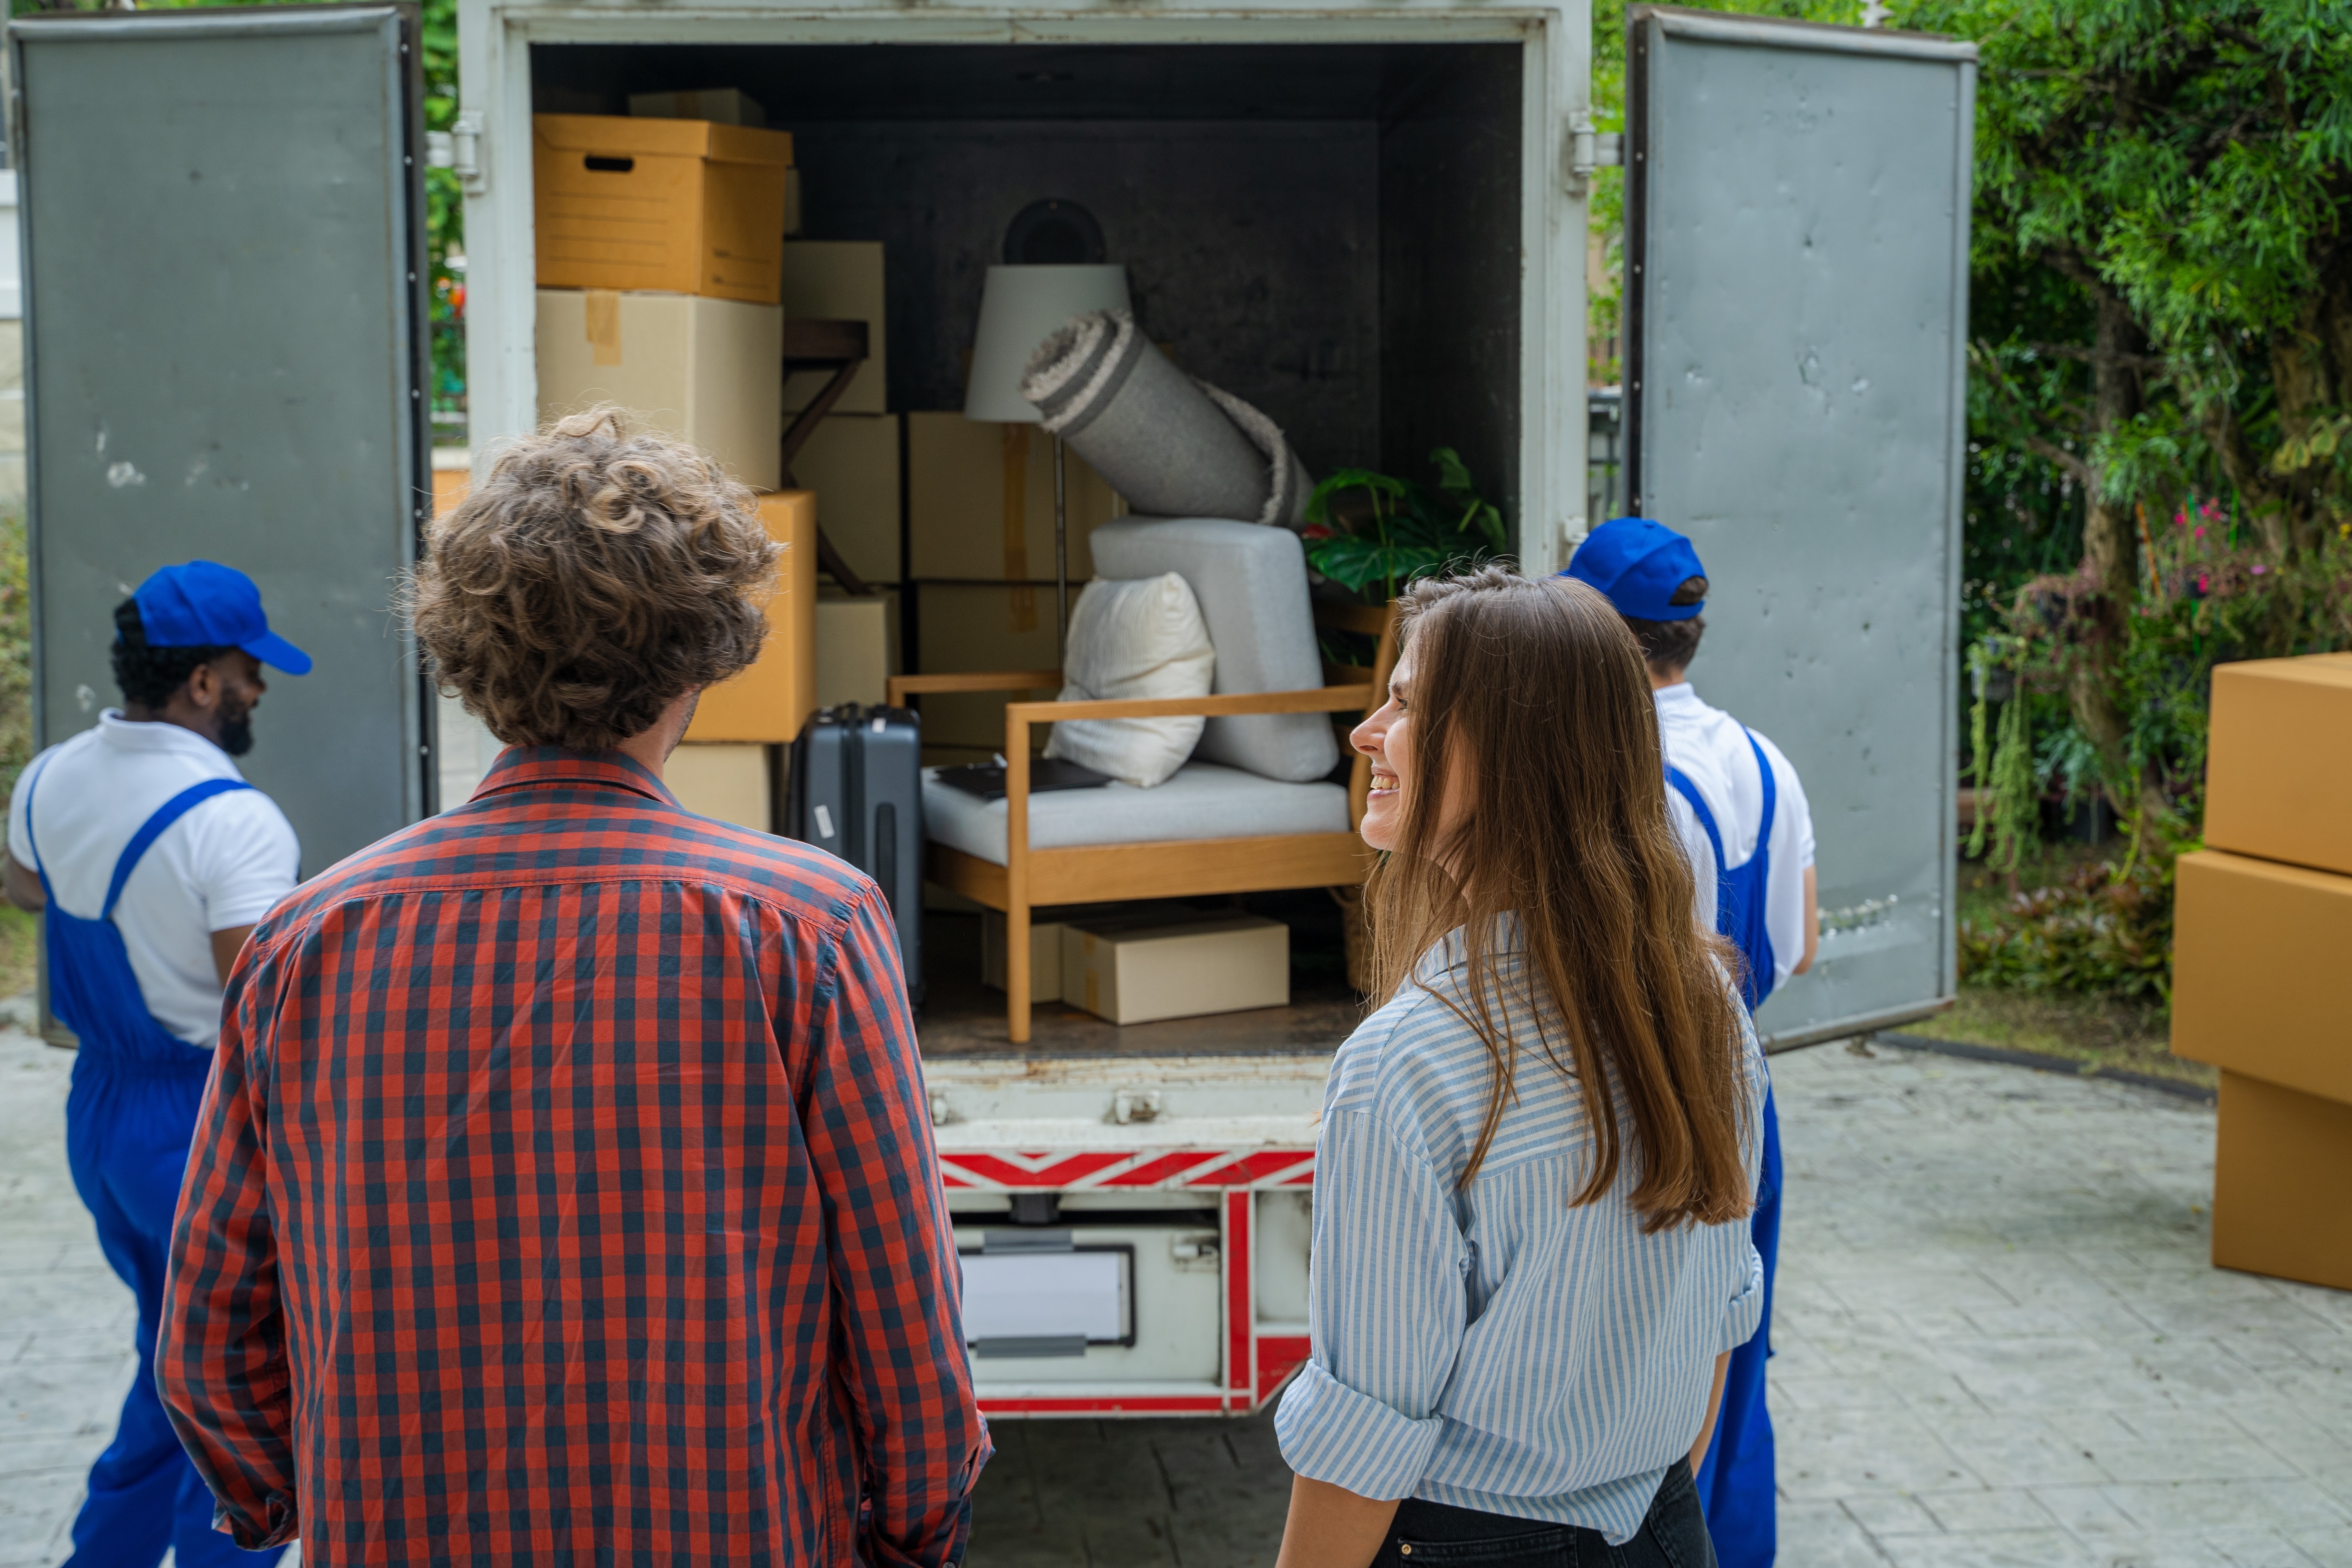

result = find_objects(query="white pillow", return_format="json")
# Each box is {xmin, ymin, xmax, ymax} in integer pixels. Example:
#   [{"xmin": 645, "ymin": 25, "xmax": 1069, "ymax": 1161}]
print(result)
[{"xmin": 1044, "ymin": 573, "xmax": 1216, "ymax": 788}]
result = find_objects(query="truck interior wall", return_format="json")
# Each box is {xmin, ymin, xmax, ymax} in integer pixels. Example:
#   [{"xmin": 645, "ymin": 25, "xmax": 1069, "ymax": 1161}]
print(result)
[
  {"xmin": 1376, "ymin": 49, "xmax": 1522, "ymax": 548},
  {"xmin": 531, "ymin": 42, "xmax": 1523, "ymax": 520},
  {"xmin": 792, "ymin": 120, "xmax": 1379, "ymax": 475}
]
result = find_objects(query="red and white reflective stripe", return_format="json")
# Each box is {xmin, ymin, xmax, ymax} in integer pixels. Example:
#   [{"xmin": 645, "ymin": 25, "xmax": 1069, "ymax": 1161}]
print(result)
[
  {"xmin": 938, "ymin": 1148, "xmax": 1315, "ymax": 1190},
  {"xmin": 1225, "ymin": 1191, "xmax": 1252, "ymax": 1403}
]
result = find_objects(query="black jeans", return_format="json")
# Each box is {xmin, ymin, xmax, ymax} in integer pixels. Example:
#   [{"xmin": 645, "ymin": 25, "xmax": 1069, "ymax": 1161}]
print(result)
[{"xmin": 1369, "ymin": 1463, "xmax": 1717, "ymax": 1568}]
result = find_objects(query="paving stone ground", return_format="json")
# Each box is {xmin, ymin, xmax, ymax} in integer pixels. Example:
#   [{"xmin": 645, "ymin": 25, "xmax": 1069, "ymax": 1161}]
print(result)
[{"xmin": 3, "ymin": 1024, "xmax": 2346, "ymax": 1566}]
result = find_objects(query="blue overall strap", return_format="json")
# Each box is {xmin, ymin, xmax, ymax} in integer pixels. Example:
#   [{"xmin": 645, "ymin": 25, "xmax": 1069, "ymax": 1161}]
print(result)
[
  {"xmin": 1745, "ymin": 731, "xmax": 1777, "ymax": 859},
  {"xmin": 1666, "ymin": 766, "xmax": 1727, "ymax": 883},
  {"xmin": 20, "ymin": 750, "xmax": 57, "ymax": 887},
  {"xmin": 102, "ymin": 779, "xmax": 256, "ymax": 920}
]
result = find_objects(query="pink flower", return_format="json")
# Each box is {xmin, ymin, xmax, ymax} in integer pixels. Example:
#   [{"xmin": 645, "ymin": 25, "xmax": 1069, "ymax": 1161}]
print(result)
[
  {"xmin": 2252, "ymin": 563, "xmax": 2269, "ymax": 575},
  {"xmin": 2194, "ymin": 527, "xmax": 2205, "ymax": 539}
]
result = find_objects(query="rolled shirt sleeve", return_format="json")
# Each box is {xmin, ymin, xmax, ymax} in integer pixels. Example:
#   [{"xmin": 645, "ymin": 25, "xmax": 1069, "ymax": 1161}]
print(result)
[{"xmin": 1275, "ymin": 1106, "xmax": 1466, "ymax": 1501}]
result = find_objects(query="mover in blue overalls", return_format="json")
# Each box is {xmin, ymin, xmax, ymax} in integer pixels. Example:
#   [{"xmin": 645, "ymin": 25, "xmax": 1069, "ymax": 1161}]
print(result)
[
  {"xmin": 4, "ymin": 563, "xmax": 308, "ymax": 1568},
  {"xmin": 1566, "ymin": 519, "xmax": 1818, "ymax": 1568}
]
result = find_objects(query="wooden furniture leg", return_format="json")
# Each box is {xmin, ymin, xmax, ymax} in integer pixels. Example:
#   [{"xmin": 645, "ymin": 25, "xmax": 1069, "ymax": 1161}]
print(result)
[{"xmin": 1006, "ymin": 709, "xmax": 1034, "ymax": 1044}]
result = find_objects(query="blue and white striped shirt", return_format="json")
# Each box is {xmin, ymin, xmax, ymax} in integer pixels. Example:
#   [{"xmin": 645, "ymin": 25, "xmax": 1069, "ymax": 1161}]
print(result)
[{"xmin": 1275, "ymin": 934, "xmax": 1766, "ymax": 1544}]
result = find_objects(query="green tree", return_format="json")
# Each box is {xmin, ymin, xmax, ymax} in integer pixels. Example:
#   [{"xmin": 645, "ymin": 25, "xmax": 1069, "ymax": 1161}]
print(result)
[{"xmin": 1915, "ymin": 0, "xmax": 2352, "ymax": 804}]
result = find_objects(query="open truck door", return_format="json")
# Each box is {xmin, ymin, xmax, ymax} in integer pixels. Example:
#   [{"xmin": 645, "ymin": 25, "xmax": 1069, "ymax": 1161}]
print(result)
[
  {"xmin": 10, "ymin": 4, "xmax": 434, "ymax": 875},
  {"xmin": 1625, "ymin": 6, "xmax": 1975, "ymax": 1049}
]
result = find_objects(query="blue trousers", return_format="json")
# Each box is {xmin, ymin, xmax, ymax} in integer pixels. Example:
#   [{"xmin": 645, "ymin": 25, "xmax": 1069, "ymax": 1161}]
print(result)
[
  {"xmin": 62, "ymin": 1065, "xmax": 283, "ymax": 1568},
  {"xmin": 1697, "ymin": 1087, "xmax": 1780, "ymax": 1568}
]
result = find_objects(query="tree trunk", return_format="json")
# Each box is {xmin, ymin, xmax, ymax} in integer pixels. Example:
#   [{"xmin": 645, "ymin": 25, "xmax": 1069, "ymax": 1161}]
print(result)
[{"xmin": 2073, "ymin": 289, "xmax": 2143, "ymax": 813}]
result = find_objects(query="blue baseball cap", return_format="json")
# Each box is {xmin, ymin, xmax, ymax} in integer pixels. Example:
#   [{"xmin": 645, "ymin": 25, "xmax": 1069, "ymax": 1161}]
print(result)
[
  {"xmin": 1560, "ymin": 517, "xmax": 1707, "ymax": 622},
  {"xmin": 127, "ymin": 561, "xmax": 312, "ymax": 675}
]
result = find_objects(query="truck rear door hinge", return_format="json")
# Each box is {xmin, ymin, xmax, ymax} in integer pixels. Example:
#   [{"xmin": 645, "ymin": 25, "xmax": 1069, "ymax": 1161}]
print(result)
[
  {"xmin": 1568, "ymin": 115, "xmax": 1624, "ymax": 192},
  {"xmin": 428, "ymin": 113, "xmax": 485, "ymax": 194}
]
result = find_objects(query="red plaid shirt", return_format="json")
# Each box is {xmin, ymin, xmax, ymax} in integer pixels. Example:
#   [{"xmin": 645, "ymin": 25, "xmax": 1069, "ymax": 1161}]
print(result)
[{"xmin": 159, "ymin": 747, "xmax": 987, "ymax": 1563}]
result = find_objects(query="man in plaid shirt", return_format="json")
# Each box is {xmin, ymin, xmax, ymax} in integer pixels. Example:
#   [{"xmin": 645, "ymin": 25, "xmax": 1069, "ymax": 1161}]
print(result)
[{"xmin": 157, "ymin": 410, "xmax": 989, "ymax": 1562}]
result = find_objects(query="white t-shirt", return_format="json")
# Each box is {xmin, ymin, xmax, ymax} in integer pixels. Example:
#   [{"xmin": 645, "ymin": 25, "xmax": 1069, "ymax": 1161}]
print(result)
[
  {"xmin": 8, "ymin": 712, "xmax": 301, "ymax": 1047},
  {"xmin": 1655, "ymin": 683, "xmax": 1816, "ymax": 989}
]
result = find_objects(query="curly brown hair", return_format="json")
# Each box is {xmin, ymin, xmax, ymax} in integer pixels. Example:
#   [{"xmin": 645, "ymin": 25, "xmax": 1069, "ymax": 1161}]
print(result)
[{"xmin": 412, "ymin": 407, "xmax": 779, "ymax": 752}]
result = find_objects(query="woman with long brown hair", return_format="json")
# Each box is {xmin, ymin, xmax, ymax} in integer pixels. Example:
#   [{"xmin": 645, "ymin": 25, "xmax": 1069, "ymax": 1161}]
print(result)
[{"xmin": 1272, "ymin": 567, "xmax": 1764, "ymax": 1568}]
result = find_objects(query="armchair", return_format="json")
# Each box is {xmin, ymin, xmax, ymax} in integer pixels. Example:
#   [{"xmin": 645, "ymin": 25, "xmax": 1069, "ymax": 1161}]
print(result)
[{"xmin": 888, "ymin": 521, "xmax": 1400, "ymax": 1044}]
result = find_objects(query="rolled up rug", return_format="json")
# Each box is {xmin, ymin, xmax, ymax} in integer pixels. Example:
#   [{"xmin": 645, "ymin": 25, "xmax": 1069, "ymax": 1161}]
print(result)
[{"xmin": 1021, "ymin": 309, "xmax": 1312, "ymax": 529}]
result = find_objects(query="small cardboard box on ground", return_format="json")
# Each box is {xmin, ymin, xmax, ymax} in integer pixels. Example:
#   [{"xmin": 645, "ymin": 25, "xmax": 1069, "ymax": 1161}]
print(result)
[
  {"xmin": 911, "ymin": 583, "xmax": 1063, "ymax": 758},
  {"xmin": 533, "ymin": 115, "xmax": 793, "ymax": 303},
  {"xmin": 667, "ymin": 743, "xmax": 771, "ymax": 832},
  {"xmin": 815, "ymin": 588, "xmax": 899, "ymax": 711},
  {"xmin": 686, "ymin": 492, "xmax": 816, "ymax": 744},
  {"xmin": 2203, "ymin": 653, "xmax": 2352, "ymax": 876},
  {"xmin": 1062, "ymin": 913, "xmax": 1288, "ymax": 1025},
  {"xmin": 537, "ymin": 289, "xmax": 783, "ymax": 490},
  {"xmin": 983, "ymin": 911, "xmax": 1069, "ymax": 1003},
  {"xmin": 779, "ymin": 241, "xmax": 886, "ymax": 415},
  {"xmin": 906, "ymin": 412, "xmax": 1122, "ymax": 581},
  {"xmin": 791, "ymin": 414, "xmax": 900, "ymax": 584},
  {"xmin": 2210, "ymin": 1071, "xmax": 2352, "ymax": 1294}
]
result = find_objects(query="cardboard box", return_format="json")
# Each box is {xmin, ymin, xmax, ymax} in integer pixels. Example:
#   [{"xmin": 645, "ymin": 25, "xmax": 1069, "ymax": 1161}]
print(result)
[
  {"xmin": 906, "ymin": 412, "xmax": 1122, "ymax": 582},
  {"xmin": 912, "ymin": 583, "xmax": 1063, "ymax": 752},
  {"xmin": 2204, "ymin": 653, "xmax": 2352, "ymax": 876},
  {"xmin": 667, "ymin": 742, "xmax": 771, "ymax": 832},
  {"xmin": 2212, "ymin": 1070, "xmax": 2352, "ymax": 1293},
  {"xmin": 431, "ymin": 455, "xmax": 470, "ymax": 519},
  {"xmin": 2171, "ymin": 849, "xmax": 2352, "ymax": 1105},
  {"xmin": 790, "ymin": 414, "xmax": 900, "ymax": 585},
  {"xmin": 534, "ymin": 114, "xmax": 794, "ymax": 303},
  {"xmin": 983, "ymin": 912, "xmax": 1067, "ymax": 1002},
  {"xmin": 536, "ymin": 288, "xmax": 784, "ymax": 491},
  {"xmin": 687, "ymin": 492, "xmax": 817, "ymax": 744},
  {"xmin": 627, "ymin": 88, "xmax": 766, "ymax": 127},
  {"xmin": 815, "ymin": 588, "xmax": 900, "ymax": 711},
  {"xmin": 779, "ymin": 241, "xmax": 886, "ymax": 415},
  {"xmin": 1062, "ymin": 913, "xmax": 1289, "ymax": 1025}
]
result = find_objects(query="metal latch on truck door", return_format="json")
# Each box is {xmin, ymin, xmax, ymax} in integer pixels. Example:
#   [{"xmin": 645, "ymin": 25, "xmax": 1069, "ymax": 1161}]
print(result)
[
  {"xmin": 1568, "ymin": 113, "xmax": 1625, "ymax": 192},
  {"xmin": 1111, "ymin": 1090, "xmax": 1160, "ymax": 1125}
]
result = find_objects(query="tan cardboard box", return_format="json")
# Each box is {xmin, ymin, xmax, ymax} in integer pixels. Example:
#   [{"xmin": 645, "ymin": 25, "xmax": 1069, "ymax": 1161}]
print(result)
[
  {"xmin": 537, "ymin": 289, "xmax": 784, "ymax": 491},
  {"xmin": 1062, "ymin": 913, "xmax": 1289, "ymax": 1025},
  {"xmin": 2171, "ymin": 849, "xmax": 2352, "ymax": 1105},
  {"xmin": 688, "ymin": 492, "xmax": 816, "ymax": 744},
  {"xmin": 779, "ymin": 241, "xmax": 886, "ymax": 415},
  {"xmin": 534, "ymin": 115, "xmax": 793, "ymax": 303},
  {"xmin": 668, "ymin": 742, "xmax": 770, "ymax": 832},
  {"xmin": 982, "ymin": 912, "xmax": 1067, "ymax": 1002},
  {"xmin": 815, "ymin": 589, "xmax": 900, "ymax": 711},
  {"xmin": 2212, "ymin": 1070, "xmax": 2352, "ymax": 1292},
  {"xmin": 913, "ymin": 583, "xmax": 1063, "ymax": 753},
  {"xmin": 791, "ymin": 414, "xmax": 900, "ymax": 585},
  {"xmin": 906, "ymin": 412, "xmax": 1122, "ymax": 581},
  {"xmin": 2204, "ymin": 653, "xmax": 2352, "ymax": 876}
]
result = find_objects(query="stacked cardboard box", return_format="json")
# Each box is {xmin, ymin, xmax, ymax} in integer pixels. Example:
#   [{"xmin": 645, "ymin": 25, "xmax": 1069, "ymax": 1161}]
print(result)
[
  {"xmin": 904, "ymin": 412, "xmax": 1123, "ymax": 759},
  {"xmin": 2171, "ymin": 653, "xmax": 2352, "ymax": 1292},
  {"xmin": 533, "ymin": 112, "xmax": 793, "ymax": 494}
]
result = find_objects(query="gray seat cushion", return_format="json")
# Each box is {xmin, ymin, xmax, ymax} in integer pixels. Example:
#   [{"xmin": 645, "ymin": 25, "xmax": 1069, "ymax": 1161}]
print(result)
[
  {"xmin": 1088, "ymin": 518, "xmax": 1342, "ymax": 783},
  {"xmin": 924, "ymin": 763, "xmax": 1348, "ymax": 866}
]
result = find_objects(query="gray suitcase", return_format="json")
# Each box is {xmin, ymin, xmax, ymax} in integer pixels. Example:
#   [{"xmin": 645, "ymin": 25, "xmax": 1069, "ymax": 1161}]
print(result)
[{"xmin": 784, "ymin": 704, "xmax": 924, "ymax": 1004}]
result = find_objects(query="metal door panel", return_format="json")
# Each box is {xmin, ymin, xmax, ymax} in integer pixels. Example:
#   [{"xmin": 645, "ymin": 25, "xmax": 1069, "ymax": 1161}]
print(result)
[
  {"xmin": 1626, "ymin": 7, "xmax": 1973, "ymax": 1047},
  {"xmin": 13, "ymin": 6, "xmax": 430, "ymax": 873}
]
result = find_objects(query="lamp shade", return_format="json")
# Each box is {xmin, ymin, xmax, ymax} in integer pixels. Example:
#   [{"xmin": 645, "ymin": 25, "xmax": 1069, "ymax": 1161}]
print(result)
[{"xmin": 964, "ymin": 263, "xmax": 1132, "ymax": 423}]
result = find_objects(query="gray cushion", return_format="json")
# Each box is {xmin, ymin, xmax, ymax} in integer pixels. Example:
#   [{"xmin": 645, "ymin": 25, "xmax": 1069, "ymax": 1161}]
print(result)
[
  {"xmin": 1088, "ymin": 518, "xmax": 1341, "ymax": 783},
  {"xmin": 924, "ymin": 763, "xmax": 1348, "ymax": 865}
]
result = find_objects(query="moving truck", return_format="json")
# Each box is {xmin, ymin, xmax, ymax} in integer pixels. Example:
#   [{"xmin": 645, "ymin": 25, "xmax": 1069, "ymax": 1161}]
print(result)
[{"xmin": 11, "ymin": 0, "xmax": 1975, "ymax": 1414}]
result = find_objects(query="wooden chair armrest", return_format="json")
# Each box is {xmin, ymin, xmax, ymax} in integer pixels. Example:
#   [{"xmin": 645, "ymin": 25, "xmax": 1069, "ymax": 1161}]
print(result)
[
  {"xmin": 886, "ymin": 669, "xmax": 1064, "ymax": 705},
  {"xmin": 1005, "ymin": 683, "xmax": 1374, "ymax": 726}
]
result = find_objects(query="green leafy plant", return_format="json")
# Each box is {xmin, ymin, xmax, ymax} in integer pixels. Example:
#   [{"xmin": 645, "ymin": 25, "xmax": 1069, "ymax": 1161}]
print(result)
[{"xmin": 1299, "ymin": 448, "xmax": 1507, "ymax": 601}]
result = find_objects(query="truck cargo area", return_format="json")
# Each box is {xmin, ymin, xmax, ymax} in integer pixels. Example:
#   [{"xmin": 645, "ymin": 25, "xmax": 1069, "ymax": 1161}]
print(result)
[{"xmin": 531, "ymin": 40, "xmax": 1524, "ymax": 1058}]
